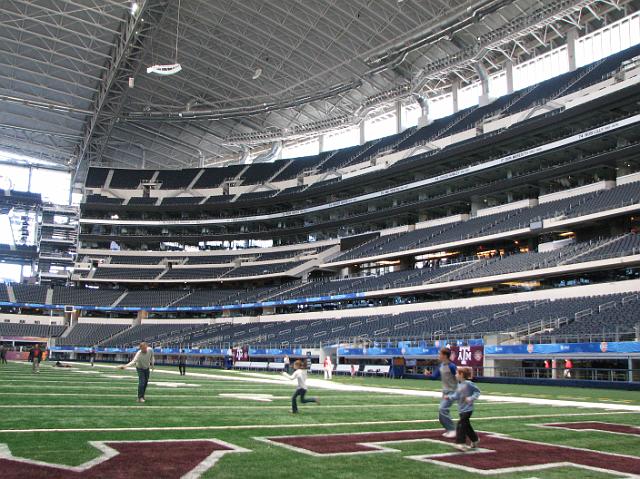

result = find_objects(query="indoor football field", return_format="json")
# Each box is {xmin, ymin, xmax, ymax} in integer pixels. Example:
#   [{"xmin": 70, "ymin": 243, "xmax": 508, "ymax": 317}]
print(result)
[{"xmin": 0, "ymin": 361, "xmax": 639, "ymax": 478}]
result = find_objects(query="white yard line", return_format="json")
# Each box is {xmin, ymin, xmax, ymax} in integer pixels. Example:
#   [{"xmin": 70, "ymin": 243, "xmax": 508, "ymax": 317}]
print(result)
[
  {"xmin": 61, "ymin": 362, "xmax": 640, "ymax": 412},
  {"xmin": 0, "ymin": 411, "xmax": 633, "ymax": 434},
  {"xmin": 0, "ymin": 404, "xmax": 442, "ymax": 410}
]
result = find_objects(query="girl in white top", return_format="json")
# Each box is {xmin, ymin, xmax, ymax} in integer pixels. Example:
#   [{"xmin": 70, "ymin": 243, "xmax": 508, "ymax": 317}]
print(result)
[{"xmin": 282, "ymin": 359, "xmax": 319, "ymax": 413}]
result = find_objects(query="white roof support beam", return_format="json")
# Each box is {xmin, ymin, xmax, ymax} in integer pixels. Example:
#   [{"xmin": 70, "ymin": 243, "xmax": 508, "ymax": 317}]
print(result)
[{"xmin": 72, "ymin": 0, "xmax": 170, "ymax": 183}]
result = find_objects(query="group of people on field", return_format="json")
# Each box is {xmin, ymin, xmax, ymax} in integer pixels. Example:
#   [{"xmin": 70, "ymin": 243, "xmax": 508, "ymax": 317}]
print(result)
[
  {"xmin": 116, "ymin": 342, "xmax": 479, "ymax": 450},
  {"xmin": 427, "ymin": 346, "xmax": 481, "ymax": 451}
]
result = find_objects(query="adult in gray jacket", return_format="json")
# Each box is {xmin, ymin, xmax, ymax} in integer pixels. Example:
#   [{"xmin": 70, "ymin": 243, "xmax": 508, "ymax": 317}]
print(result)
[
  {"xmin": 425, "ymin": 347, "xmax": 458, "ymax": 438},
  {"xmin": 118, "ymin": 342, "xmax": 154, "ymax": 402}
]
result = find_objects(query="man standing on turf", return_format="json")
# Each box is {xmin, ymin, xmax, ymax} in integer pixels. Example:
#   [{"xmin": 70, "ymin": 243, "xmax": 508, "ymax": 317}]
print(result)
[
  {"xmin": 178, "ymin": 349, "xmax": 187, "ymax": 376},
  {"xmin": 0, "ymin": 344, "xmax": 7, "ymax": 364},
  {"xmin": 118, "ymin": 342, "xmax": 154, "ymax": 403},
  {"xmin": 29, "ymin": 344, "xmax": 43, "ymax": 373},
  {"xmin": 425, "ymin": 347, "xmax": 458, "ymax": 438}
]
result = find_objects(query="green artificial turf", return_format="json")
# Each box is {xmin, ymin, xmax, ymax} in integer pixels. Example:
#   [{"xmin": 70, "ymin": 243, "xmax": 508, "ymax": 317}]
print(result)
[{"xmin": 0, "ymin": 361, "xmax": 638, "ymax": 478}]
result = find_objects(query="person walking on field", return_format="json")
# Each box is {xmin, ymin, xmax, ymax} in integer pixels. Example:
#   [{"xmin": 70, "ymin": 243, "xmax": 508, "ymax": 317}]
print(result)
[
  {"xmin": 323, "ymin": 356, "xmax": 333, "ymax": 380},
  {"xmin": 425, "ymin": 347, "xmax": 458, "ymax": 438},
  {"xmin": 283, "ymin": 355, "xmax": 290, "ymax": 374},
  {"xmin": 282, "ymin": 359, "xmax": 319, "ymax": 414},
  {"xmin": 178, "ymin": 350, "xmax": 187, "ymax": 376},
  {"xmin": 118, "ymin": 342, "xmax": 154, "ymax": 403},
  {"xmin": 0, "ymin": 344, "xmax": 7, "ymax": 364},
  {"xmin": 445, "ymin": 367, "xmax": 481, "ymax": 451},
  {"xmin": 29, "ymin": 344, "xmax": 43, "ymax": 373}
]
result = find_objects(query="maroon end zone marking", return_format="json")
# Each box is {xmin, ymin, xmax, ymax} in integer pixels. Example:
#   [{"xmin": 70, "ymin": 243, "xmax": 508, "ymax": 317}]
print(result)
[
  {"xmin": 0, "ymin": 439, "xmax": 245, "ymax": 479},
  {"xmin": 270, "ymin": 430, "xmax": 445, "ymax": 454},
  {"xmin": 263, "ymin": 429, "xmax": 640, "ymax": 476},
  {"xmin": 423, "ymin": 434, "xmax": 640, "ymax": 476},
  {"xmin": 543, "ymin": 422, "xmax": 640, "ymax": 436}
]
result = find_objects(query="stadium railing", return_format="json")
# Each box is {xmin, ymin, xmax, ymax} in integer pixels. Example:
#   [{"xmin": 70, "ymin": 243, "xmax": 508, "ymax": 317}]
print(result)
[{"xmin": 481, "ymin": 366, "xmax": 638, "ymax": 383}]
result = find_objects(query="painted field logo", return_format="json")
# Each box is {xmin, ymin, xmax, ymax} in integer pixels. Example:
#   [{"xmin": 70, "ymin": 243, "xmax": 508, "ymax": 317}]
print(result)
[
  {"xmin": 258, "ymin": 427, "xmax": 640, "ymax": 476},
  {"xmin": 0, "ymin": 439, "xmax": 248, "ymax": 479}
]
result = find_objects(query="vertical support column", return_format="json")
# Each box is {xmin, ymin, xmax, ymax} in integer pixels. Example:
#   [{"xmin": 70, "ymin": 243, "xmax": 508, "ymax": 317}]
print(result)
[
  {"xmin": 470, "ymin": 195, "xmax": 481, "ymax": 216},
  {"xmin": 395, "ymin": 100, "xmax": 403, "ymax": 133},
  {"xmin": 451, "ymin": 80, "xmax": 460, "ymax": 113},
  {"xmin": 475, "ymin": 62, "xmax": 490, "ymax": 106},
  {"xmin": 505, "ymin": 60, "xmax": 514, "ymax": 94},
  {"xmin": 359, "ymin": 121, "xmax": 366, "ymax": 145},
  {"xmin": 566, "ymin": 28, "xmax": 578, "ymax": 72},
  {"xmin": 416, "ymin": 96, "xmax": 431, "ymax": 128},
  {"xmin": 629, "ymin": 357, "xmax": 634, "ymax": 382},
  {"xmin": 134, "ymin": 310, "xmax": 147, "ymax": 326},
  {"xmin": 318, "ymin": 134, "xmax": 325, "ymax": 153}
]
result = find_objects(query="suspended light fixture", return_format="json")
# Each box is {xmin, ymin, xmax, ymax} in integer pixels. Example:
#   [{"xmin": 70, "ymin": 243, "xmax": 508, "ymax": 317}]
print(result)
[
  {"xmin": 147, "ymin": 0, "xmax": 182, "ymax": 76},
  {"xmin": 146, "ymin": 64, "xmax": 182, "ymax": 75}
]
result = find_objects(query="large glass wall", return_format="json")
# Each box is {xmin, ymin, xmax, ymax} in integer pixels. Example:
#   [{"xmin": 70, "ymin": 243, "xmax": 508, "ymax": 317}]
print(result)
[{"xmin": 0, "ymin": 160, "xmax": 71, "ymax": 205}]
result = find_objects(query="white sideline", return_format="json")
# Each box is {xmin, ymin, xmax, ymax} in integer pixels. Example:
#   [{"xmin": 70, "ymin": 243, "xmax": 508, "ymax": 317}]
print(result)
[
  {"xmin": 0, "ymin": 404, "xmax": 440, "ymax": 410},
  {"xmin": 55, "ymin": 362, "xmax": 640, "ymax": 413}
]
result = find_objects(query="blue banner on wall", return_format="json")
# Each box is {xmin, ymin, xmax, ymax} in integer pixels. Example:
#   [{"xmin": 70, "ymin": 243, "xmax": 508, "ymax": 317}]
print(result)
[{"xmin": 485, "ymin": 341, "xmax": 640, "ymax": 355}]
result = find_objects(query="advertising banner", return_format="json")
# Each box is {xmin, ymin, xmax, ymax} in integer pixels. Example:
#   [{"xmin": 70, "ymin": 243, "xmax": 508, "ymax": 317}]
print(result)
[{"xmin": 485, "ymin": 341, "xmax": 640, "ymax": 355}]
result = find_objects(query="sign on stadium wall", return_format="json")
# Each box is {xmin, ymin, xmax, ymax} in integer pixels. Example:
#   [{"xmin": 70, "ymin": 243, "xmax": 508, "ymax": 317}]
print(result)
[
  {"xmin": 450, "ymin": 345, "xmax": 483, "ymax": 368},
  {"xmin": 486, "ymin": 341, "xmax": 640, "ymax": 355},
  {"xmin": 337, "ymin": 340, "xmax": 484, "ymax": 359}
]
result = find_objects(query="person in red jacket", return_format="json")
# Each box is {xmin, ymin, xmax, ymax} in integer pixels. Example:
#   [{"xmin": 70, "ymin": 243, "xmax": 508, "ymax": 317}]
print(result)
[
  {"xmin": 323, "ymin": 356, "xmax": 333, "ymax": 380},
  {"xmin": 564, "ymin": 359, "xmax": 573, "ymax": 378},
  {"xmin": 28, "ymin": 344, "xmax": 43, "ymax": 373}
]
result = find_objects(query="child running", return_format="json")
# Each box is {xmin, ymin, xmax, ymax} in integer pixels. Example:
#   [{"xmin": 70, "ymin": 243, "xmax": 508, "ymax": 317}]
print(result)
[
  {"xmin": 426, "ymin": 347, "xmax": 458, "ymax": 438},
  {"xmin": 445, "ymin": 366, "xmax": 481, "ymax": 451},
  {"xmin": 282, "ymin": 359, "xmax": 319, "ymax": 414}
]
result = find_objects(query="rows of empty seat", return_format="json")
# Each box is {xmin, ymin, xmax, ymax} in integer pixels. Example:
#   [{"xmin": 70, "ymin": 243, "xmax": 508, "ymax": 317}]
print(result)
[
  {"xmin": 91, "ymin": 268, "xmax": 162, "ymax": 280},
  {"xmin": 100, "ymin": 323, "xmax": 203, "ymax": 348},
  {"xmin": 566, "ymin": 233, "xmax": 640, "ymax": 264},
  {"xmin": 93, "ymin": 293, "xmax": 638, "ymax": 349},
  {"xmin": 0, "ymin": 284, "xmax": 9, "ymax": 302},
  {"xmin": 117, "ymin": 290, "xmax": 188, "ymax": 308},
  {"xmin": 12, "ymin": 284, "xmax": 49, "ymax": 304},
  {"xmin": 52, "ymin": 287, "xmax": 123, "ymax": 307},
  {"xmin": 333, "ymin": 180, "xmax": 640, "ymax": 263},
  {"xmin": 541, "ymin": 294, "xmax": 640, "ymax": 340},
  {"xmin": 0, "ymin": 323, "xmax": 66, "ymax": 338},
  {"xmin": 56, "ymin": 323, "xmax": 128, "ymax": 346}
]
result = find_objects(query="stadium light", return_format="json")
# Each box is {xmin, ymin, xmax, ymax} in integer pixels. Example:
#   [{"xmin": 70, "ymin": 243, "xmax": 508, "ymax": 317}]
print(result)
[{"xmin": 146, "ymin": 64, "xmax": 182, "ymax": 76}]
